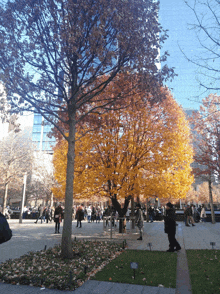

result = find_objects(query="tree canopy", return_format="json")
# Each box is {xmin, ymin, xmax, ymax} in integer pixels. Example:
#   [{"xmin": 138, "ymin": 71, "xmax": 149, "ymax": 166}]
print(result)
[
  {"xmin": 53, "ymin": 84, "xmax": 194, "ymax": 205},
  {"xmin": 0, "ymin": 0, "xmax": 175, "ymax": 258},
  {"xmin": 190, "ymin": 94, "xmax": 220, "ymax": 180}
]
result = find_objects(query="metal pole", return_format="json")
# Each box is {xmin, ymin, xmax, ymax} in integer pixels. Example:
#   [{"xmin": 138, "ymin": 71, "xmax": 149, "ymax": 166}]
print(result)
[
  {"xmin": 19, "ymin": 172, "xmax": 27, "ymax": 224},
  {"xmin": 110, "ymin": 215, "xmax": 112, "ymax": 239}
]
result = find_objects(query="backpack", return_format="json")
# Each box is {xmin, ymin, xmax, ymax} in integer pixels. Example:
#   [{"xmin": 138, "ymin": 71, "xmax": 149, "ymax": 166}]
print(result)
[{"xmin": 0, "ymin": 213, "xmax": 12, "ymax": 244}]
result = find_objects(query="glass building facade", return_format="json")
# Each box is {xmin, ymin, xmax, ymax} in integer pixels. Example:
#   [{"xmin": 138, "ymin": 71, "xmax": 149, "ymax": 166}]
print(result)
[{"xmin": 32, "ymin": 113, "xmax": 56, "ymax": 153}]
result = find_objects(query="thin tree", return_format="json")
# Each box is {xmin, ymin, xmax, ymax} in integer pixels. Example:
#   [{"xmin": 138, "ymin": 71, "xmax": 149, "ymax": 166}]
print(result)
[
  {"xmin": 184, "ymin": 0, "xmax": 220, "ymax": 93},
  {"xmin": 0, "ymin": 0, "xmax": 174, "ymax": 258},
  {"xmin": 190, "ymin": 93, "xmax": 220, "ymax": 223},
  {"xmin": 0, "ymin": 130, "xmax": 34, "ymax": 214}
]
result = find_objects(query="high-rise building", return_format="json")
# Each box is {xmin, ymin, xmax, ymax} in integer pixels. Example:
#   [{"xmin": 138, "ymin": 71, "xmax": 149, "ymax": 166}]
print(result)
[{"xmin": 32, "ymin": 113, "xmax": 56, "ymax": 154}]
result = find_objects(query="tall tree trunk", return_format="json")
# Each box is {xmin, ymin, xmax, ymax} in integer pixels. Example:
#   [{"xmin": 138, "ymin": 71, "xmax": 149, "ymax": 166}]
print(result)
[
  {"xmin": 131, "ymin": 196, "xmax": 135, "ymax": 229},
  {"xmin": 50, "ymin": 192, "xmax": 54, "ymax": 208},
  {"xmin": 61, "ymin": 116, "xmax": 76, "ymax": 258},
  {"xmin": 3, "ymin": 181, "xmax": 8, "ymax": 216},
  {"xmin": 111, "ymin": 195, "xmax": 131, "ymax": 233},
  {"xmin": 208, "ymin": 178, "xmax": 216, "ymax": 224}
]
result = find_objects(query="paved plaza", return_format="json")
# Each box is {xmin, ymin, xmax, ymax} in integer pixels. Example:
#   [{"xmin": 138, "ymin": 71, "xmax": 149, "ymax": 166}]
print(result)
[{"xmin": 0, "ymin": 219, "xmax": 219, "ymax": 293}]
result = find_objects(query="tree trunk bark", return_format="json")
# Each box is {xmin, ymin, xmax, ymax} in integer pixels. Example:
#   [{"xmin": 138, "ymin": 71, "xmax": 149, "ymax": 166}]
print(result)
[
  {"xmin": 111, "ymin": 195, "xmax": 131, "ymax": 233},
  {"xmin": 3, "ymin": 182, "xmax": 8, "ymax": 216},
  {"xmin": 131, "ymin": 196, "xmax": 135, "ymax": 229},
  {"xmin": 119, "ymin": 218, "xmax": 126, "ymax": 233},
  {"xmin": 61, "ymin": 116, "xmax": 76, "ymax": 258},
  {"xmin": 50, "ymin": 192, "xmax": 54, "ymax": 208},
  {"xmin": 208, "ymin": 179, "xmax": 216, "ymax": 224}
]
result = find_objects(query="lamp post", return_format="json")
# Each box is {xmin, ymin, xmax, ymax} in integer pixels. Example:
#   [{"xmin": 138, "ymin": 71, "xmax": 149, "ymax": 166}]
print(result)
[{"xmin": 19, "ymin": 172, "xmax": 27, "ymax": 224}]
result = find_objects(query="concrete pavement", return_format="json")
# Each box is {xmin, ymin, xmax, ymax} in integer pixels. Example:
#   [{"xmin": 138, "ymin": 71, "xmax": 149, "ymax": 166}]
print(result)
[{"xmin": 0, "ymin": 219, "xmax": 219, "ymax": 293}]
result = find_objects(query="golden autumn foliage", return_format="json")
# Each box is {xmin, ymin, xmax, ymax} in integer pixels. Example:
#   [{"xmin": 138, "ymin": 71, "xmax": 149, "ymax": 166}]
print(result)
[{"xmin": 52, "ymin": 87, "xmax": 194, "ymax": 202}]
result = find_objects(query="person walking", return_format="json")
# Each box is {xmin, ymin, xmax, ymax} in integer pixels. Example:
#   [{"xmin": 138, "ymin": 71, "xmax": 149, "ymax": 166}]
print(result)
[
  {"xmin": 76, "ymin": 205, "xmax": 84, "ymax": 228},
  {"xmin": 91, "ymin": 206, "xmax": 96, "ymax": 222},
  {"xmin": 0, "ymin": 212, "xmax": 12, "ymax": 244},
  {"xmin": 200, "ymin": 204, "xmax": 207, "ymax": 222},
  {"xmin": 135, "ymin": 203, "xmax": 144, "ymax": 240},
  {"xmin": 183, "ymin": 205, "xmax": 188, "ymax": 226},
  {"xmin": 35, "ymin": 204, "xmax": 44, "ymax": 224},
  {"xmin": 54, "ymin": 204, "xmax": 63, "ymax": 233},
  {"xmin": 148, "ymin": 206, "xmax": 154, "ymax": 223},
  {"xmin": 45, "ymin": 207, "xmax": 50, "ymax": 223},
  {"xmin": 96, "ymin": 207, "xmax": 101, "ymax": 223},
  {"xmin": 164, "ymin": 202, "xmax": 181, "ymax": 252},
  {"xmin": 186, "ymin": 204, "xmax": 196, "ymax": 226},
  {"xmin": 87, "ymin": 206, "xmax": 92, "ymax": 223}
]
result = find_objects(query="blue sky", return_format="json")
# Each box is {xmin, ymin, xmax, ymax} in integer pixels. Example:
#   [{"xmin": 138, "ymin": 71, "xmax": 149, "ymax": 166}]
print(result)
[{"xmin": 159, "ymin": 0, "xmax": 217, "ymax": 110}]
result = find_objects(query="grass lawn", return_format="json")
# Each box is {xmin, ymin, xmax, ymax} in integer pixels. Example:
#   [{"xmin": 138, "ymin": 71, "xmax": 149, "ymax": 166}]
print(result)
[
  {"xmin": 187, "ymin": 250, "xmax": 220, "ymax": 294},
  {"xmin": 92, "ymin": 249, "xmax": 177, "ymax": 288},
  {"xmin": 0, "ymin": 240, "xmax": 123, "ymax": 290}
]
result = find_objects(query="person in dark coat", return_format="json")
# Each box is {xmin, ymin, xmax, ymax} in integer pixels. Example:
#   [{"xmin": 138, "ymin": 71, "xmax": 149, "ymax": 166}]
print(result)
[
  {"xmin": 0, "ymin": 212, "xmax": 12, "ymax": 244},
  {"xmin": 164, "ymin": 202, "xmax": 181, "ymax": 252},
  {"xmin": 148, "ymin": 206, "xmax": 154, "ymax": 222},
  {"xmin": 54, "ymin": 204, "xmax": 63, "ymax": 233},
  {"xmin": 76, "ymin": 205, "xmax": 84, "ymax": 228}
]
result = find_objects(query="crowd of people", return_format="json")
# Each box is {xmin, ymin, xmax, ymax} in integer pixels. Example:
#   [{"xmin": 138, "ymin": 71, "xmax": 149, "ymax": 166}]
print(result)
[{"xmin": 0, "ymin": 201, "xmax": 215, "ymax": 247}]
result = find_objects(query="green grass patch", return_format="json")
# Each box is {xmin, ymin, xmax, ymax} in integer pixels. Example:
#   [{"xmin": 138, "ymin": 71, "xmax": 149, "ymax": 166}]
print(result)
[
  {"xmin": 92, "ymin": 249, "xmax": 177, "ymax": 288},
  {"xmin": 187, "ymin": 250, "xmax": 220, "ymax": 294}
]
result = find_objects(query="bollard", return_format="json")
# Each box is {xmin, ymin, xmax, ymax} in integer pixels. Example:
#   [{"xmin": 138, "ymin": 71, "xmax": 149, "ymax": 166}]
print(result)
[
  {"xmin": 110, "ymin": 215, "xmax": 112, "ymax": 239},
  {"xmin": 210, "ymin": 242, "xmax": 216, "ymax": 249},
  {"xmin": 147, "ymin": 243, "xmax": 152, "ymax": 251},
  {"xmin": 69, "ymin": 271, "xmax": 73, "ymax": 286}
]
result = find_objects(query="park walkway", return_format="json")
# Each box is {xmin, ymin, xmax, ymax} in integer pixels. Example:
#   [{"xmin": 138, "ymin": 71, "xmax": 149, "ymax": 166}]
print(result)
[{"xmin": 0, "ymin": 219, "xmax": 219, "ymax": 293}]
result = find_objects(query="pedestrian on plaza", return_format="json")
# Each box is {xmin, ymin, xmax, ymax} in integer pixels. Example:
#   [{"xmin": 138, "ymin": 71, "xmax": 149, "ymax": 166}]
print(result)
[
  {"xmin": 0, "ymin": 212, "xmax": 12, "ymax": 244},
  {"xmin": 164, "ymin": 202, "xmax": 181, "ymax": 252},
  {"xmin": 87, "ymin": 206, "xmax": 92, "ymax": 223},
  {"xmin": 91, "ymin": 206, "xmax": 96, "ymax": 222},
  {"xmin": 126, "ymin": 208, "xmax": 130, "ymax": 222},
  {"xmin": 54, "ymin": 204, "xmax": 63, "ymax": 233},
  {"xmin": 42, "ymin": 207, "xmax": 47, "ymax": 222},
  {"xmin": 76, "ymin": 205, "xmax": 84, "ymax": 228},
  {"xmin": 34, "ymin": 204, "xmax": 44, "ymax": 224},
  {"xmin": 186, "ymin": 204, "xmax": 195, "ymax": 227},
  {"xmin": 45, "ymin": 207, "xmax": 50, "ymax": 223},
  {"xmin": 96, "ymin": 207, "xmax": 101, "ymax": 223},
  {"xmin": 135, "ymin": 203, "xmax": 144, "ymax": 240},
  {"xmin": 84, "ymin": 206, "xmax": 87, "ymax": 220},
  {"xmin": 103, "ymin": 206, "xmax": 111, "ymax": 226},
  {"xmin": 183, "ymin": 205, "xmax": 188, "ymax": 226},
  {"xmin": 192, "ymin": 205, "xmax": 199, "ymax": 222},
  {"xmin": 200, "ymin": 204, "xmax": 207, "ymax": 222},
  {"xmin": 23, "ymin": 206, "xmax": 28, "ymax": 219},
  {"xmin": 148, "ymin": 206, "xmax": 154, "ymax": 223}
]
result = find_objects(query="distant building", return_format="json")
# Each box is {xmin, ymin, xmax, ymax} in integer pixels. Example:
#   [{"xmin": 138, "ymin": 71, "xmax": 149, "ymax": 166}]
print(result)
[
  {"xmin": 32, "ymin": 113, "xmax": 56, "ymax": 154},
  {"xmin": 184, "ymin": 108, "xmax": 205, "ymax": 190}
]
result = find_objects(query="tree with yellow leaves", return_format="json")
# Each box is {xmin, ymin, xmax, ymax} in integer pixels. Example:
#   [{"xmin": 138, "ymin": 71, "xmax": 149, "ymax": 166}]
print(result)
[{"xmin": 53, "ymin": 87, "xmax": 194, "ymax": 220}]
